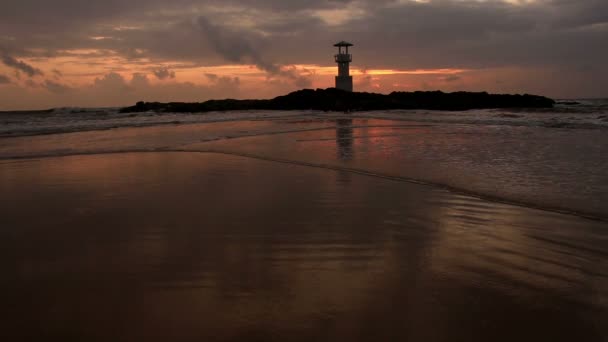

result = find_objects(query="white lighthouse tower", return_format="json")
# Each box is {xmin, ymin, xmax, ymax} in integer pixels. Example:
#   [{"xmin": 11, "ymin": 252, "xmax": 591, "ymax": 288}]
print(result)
[{"xmin": 334, "ymin": 41, "xmax": 353, "ymax": 92}]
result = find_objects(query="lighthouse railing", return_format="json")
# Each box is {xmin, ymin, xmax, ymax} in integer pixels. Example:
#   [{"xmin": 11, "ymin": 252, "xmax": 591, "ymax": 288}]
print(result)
[{"xmin": 335, "ymin": 54, "xmax": 352, "ymax": 63}]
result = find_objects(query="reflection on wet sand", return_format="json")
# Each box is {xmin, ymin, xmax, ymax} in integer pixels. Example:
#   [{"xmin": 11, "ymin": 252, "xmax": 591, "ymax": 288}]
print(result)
[
  {"xmin": 1, "ymin": 152, "xmax": 607, "ymax": 341},
  {"xmin": 183, "ymin": 118, "xmax": 608, "ymax": 219},
  {"xmin": 2, "ymin": 116, "xmax": 606, "ymax": 217},
  {"xmin": 336, "ymin": 119, "xmax": 353, "ymax": 161}
]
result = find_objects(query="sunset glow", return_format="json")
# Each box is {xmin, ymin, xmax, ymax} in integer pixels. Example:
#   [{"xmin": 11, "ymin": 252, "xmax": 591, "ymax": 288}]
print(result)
[{"xmin": 1, "ymin": 0, "xmax": 606, "ymax": 109}]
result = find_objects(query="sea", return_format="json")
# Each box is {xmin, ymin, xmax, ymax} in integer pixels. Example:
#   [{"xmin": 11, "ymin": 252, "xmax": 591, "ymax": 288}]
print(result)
[
  {"xmin": 1, "ymin": 99, "xmax": 607, "ymax": 219},
  {"xmin": 2, "ymin": 99, "xmax": 608, "ymax": 138}
]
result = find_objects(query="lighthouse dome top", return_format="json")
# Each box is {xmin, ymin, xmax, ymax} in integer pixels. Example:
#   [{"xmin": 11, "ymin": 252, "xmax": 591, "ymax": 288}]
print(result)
[{"xmin": 334, "ymin": 41, "xmax": 353, "ymax": 47}]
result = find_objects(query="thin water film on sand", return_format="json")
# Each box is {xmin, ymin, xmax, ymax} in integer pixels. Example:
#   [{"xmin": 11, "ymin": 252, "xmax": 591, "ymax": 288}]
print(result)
[{"xmin": 1, "ymin": 152, "xmax": 607, "ymax": 341}]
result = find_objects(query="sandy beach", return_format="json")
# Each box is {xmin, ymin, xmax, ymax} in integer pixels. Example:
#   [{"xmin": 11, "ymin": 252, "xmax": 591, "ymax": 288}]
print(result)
[
  {"xmin": 1, "ymin": 115, "xmax": 607, "ymax": 341},
  {"xmin": 4, "ymin": 0, "xmax": 608, "ymax": 339}
]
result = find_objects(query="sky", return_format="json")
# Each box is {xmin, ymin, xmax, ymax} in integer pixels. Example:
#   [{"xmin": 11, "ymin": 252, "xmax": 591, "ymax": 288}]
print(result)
[{"xmin": 0, "ymin": 0, "xmax": 607, "ymax": 109}]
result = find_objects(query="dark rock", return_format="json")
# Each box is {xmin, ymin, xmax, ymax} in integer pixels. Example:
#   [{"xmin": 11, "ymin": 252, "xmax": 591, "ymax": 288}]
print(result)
[{"xmin": 120, "ymin": 88, "xmax": 555, "ymax": 114}]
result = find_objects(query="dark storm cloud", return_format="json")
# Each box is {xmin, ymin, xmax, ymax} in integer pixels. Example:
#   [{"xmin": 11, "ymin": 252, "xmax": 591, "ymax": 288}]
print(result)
[
  {"xmin": 548, "ymin": 0, "xmax": 608, "ymax": 28},
  {"xmin": 0, "ymin": 0, "xmax": 606, "ymax": 97},
  {"xmin": 0, "ymin": 0, "xmax": 355, "ymax": 61},
  {"xmin": 197, "ymin": 15, "xmax": 312, "ymax": 86},
  {"xmin": 2, "ymin": 0, "xmax": 605, "ymax": 69},
  {"xmin": 1, "ymin": 52, "xmax": 43, "ymax": 76},
  {"xmin": 197, "ymin": 16, "xmax": 267, "ymax": 68},
  {"xmin": 0, "ymin": 0, "xmax": 353, "ymax": 36},
  {"xmin": 339, "ymin": 0, "xmax": 608, "ymax": 69}
]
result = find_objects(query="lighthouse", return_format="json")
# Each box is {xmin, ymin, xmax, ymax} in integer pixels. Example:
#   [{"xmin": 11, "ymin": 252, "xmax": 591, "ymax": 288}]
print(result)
[{"xmin": 334, "ymin": 41, "xmax": 353, "ymax": 92}]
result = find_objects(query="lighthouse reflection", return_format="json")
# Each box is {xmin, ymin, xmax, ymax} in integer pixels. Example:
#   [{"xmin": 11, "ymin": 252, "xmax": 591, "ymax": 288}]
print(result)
[{"xmin": 336, "ymin": 119, "xmax": 354, "ymax": 160}]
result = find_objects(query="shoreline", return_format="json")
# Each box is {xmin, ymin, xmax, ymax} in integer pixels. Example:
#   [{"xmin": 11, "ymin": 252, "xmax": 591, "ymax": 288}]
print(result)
[
  {"xmin": 1, "ymin": 116, "xmax": 606, "ymax": 223},
  {"xmin": 2, "ymin": 149, "xmax": 607, "ymax": 224},
  {"xmin": 2, "ymin": 106, "xmax": 608, "ymax": 139}
]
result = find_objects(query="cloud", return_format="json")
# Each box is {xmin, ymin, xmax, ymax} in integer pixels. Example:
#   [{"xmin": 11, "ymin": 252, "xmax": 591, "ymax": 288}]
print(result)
[
  {"xmin": 0, "ymin": 74, "xmax": 11, "ymax": 84},
  {"xmin": 0, "ymin": 0, "xmax": 607, "ymax": 106},
  {"xmin": 0, "ymin": 70, "xmax": 245, "ymax": 109},
  {"xmin": 1, "ymin": 53, "xmax": 43, "ymax": 77},
  {"xmin": 130, "ymin": 72, "xmax": 150, "ymax": 87},
  {"xmin": 355, "ymin": 71, "xmax": 373, "ymax": 90},
  {"xmin": 205, "ymin": 73, "xmax": 240, "ymax": 91},
  {"xmin": 3, "ymin": 1, "xmax": 607, "ymax": 72},
  {"xmin": 153, "ymin": 67, "xmax": 176, "ymax": 80},
  {"xmin": 24, "ymin": 79, "xmax": 40, "ymax": 88},
  {"xmin": 44, "ymin": 80, "xmax": 72, "ymax": 93},
  {"xmin": 197, "ymin": 15, "xmax": 313, "ymax": 87},
  {"xmin": 93, "ymin": 72, "xmax": 131, "ymax": 90},
  {"xmin": 197, "ymin": 16, "xmax": 273, "ymax": 71},
  {"xmin": 205, "ymin": 73, "xmax": 219, "ymax": 82}
]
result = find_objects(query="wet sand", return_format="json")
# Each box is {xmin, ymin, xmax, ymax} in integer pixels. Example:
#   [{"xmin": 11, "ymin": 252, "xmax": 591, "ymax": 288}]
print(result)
[
  {"xmin": 1, "ymin": 151, "xmax": 607, "ymax": 341},
  {"xmin": 2, "ymin": 117, "xmax": 607, "ymax": 218},
  {"xmin": 1, "ymin": 117, "xmax": 608, "ymax": 341}
]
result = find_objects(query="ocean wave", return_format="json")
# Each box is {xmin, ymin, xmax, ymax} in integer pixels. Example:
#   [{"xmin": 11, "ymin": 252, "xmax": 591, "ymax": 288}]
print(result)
[
  {"xmin": 2, "ymin": 100, "xmax": 608, "ymax": 138},
  {"xmin": 0, "ymin": 110, "xmax": 307, "ymax": 137}
]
